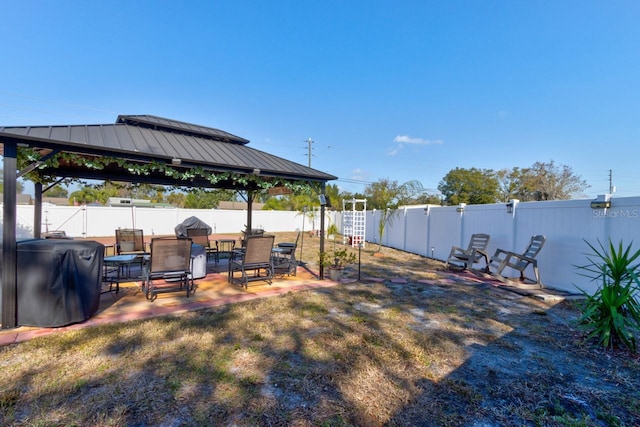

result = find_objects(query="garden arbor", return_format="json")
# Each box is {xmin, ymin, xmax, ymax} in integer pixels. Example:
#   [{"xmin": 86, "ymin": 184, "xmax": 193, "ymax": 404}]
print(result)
[{"xmin": 1, "ymin": 114, "xmax": 336, "ymax": 328}]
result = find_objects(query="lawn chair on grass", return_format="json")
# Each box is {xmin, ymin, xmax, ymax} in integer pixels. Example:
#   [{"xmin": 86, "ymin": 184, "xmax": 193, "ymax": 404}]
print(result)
[
  {"xmin": 145, "ymin": 237, "xmax": 193, "ymax": 300},
  {"xmin": 487, "ymin": 235, "xmax": 546, "ymax": 289},
  {"xmin": 446, "ymin": 233, "xmax": 490, "ymax": 271},
  {"xmin": 229, "ymin": 234, "xmax": 274, "ymax": 288}
]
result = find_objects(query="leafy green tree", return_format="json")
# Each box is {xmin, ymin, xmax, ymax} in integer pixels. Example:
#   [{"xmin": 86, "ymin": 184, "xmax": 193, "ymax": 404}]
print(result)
[
  {"xmin": 166, "ymin": 192, "xmax": 186, "ymax": 208},
  {"xmin": 323, "ymin": 183, "xmax": 342, "ymax": 209},
  {"xmin": 184, "ymin": 189, "xmax": 235, "ymax": 209},
  {"xmin": 125, "ymin": 183, "xmax": 165, "ymax": 202},
  {"xmin": 521, "ymin": 160, "xmax": 589, "ymax": 200},
  {"xmin": 413, "ymin": 193, "xmax": 444, "ymax": 205},
  {"xmin": 364, "ymin": 178, "xmax": 426, "ymax": 252},
  {"xmin": 438, "ymin": 167, "xmax": 500, "ymax": 205},
  {"xmin": 496, "ymin": 167, "xmax": 530, "ymax": 202},
  {"xmin": 293, "ymin": 192, "xmax": 320, "ymax": 211},
  {"xmin": 466, "ymin": 162, "xmax": 590, "ymax": 203},
  {"xmin": 69, "ymin": 187, "xmax": 107, "ymax": 205},
  {"xmin": 44, "ymin": 184, "xmax": 68, "ymax": 198},
  {"xmin": 0, "ymin": 168, "xmax": 25, "ymax": 194},
  {"xmin": 263, "ymin": 196, "xmax": 292, "ymax": 210}
]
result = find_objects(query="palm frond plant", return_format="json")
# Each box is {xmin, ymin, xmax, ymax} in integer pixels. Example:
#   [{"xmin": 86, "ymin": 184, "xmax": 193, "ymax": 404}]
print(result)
[{"xmin": 575, "ymin": 239, "xmax": 640, "ymax": 352}]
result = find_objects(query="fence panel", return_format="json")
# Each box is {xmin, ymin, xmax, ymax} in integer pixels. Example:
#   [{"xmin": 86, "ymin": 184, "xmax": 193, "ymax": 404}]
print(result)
[
  {"xmin": 9, "ymin": 196, "xmax": 640, "ymax": 294},
  {"xmin": 427, "ymin": 206, "xmax": 462, "ymax": 261},
  {"xmin": 404, "ymin": 208, "xmax": 429, "ymax": 256}
]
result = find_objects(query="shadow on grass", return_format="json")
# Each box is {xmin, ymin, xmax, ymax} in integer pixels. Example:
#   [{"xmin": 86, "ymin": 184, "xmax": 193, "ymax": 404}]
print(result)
[{"xmin": 1, "ymin": 252, "xmax": 639, "ymax": 426}]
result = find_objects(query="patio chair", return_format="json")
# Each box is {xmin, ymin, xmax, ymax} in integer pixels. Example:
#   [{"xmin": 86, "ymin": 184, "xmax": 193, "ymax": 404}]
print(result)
[
  {"xmin": 273, "ymin": 231, "xmax": 301, "ymax": 276},
  {"xmin": 186, "ymin": 228, "xmax": 218, "ymax": 264},
  {"xmin": 115, "ymin": 228, "xmax": 148, "ymax": 255},
  {"xmin": 144, "ymin": 236, "xmax": 193, "ymax": 300},
  {"xmin": 487, "ymin": 235, "xmax": 546, "ymax": 288},
  {"xmin": 240, "ymin": 227, "xmax": 265, "ymax": 247},
  {"xmin": 446, "ymin": 233, "xmax": 490, "ymax": 271},
  {"xmin": 229, "ymin": 234, "xmax": 275, "ymax": 288}
]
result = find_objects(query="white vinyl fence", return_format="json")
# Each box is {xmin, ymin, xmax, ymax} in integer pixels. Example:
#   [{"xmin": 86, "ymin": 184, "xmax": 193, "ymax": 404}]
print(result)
[
  {"xmin": 11, "ymin": 205, "xmax": 311, "ymax": 239},
  {"xmin": 334, "ymin": 196, "xmax": 640, "ymax": 295},
  {"xmin": 7, "ymin": 196, "xmax": 640, "ymax": 294}
]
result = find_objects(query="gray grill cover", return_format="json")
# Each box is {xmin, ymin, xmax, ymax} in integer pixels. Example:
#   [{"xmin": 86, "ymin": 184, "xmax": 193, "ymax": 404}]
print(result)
[
  {"xmin": 174, "ymin": 216, "xmax": 212, "ymax": 237},
  {"xmin": 15, "ymin": 239, "xmax": 104, "ymax": 327}
]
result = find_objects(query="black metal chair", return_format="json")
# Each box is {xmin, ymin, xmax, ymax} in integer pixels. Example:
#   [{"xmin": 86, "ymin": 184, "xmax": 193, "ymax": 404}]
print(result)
[
  {"xmin": 186, "ymin": 228, "xmax": 218, "ymax": 263},
  {"xmin": 228, "ymin": 234, "xmax": 274, "ymax": 288},
  {"xmin": 144, "ymin": 236, "xmax": 193, "ymax": 300},
  {"xmin": 115, "ymin": 228, "xmax": 148, "ymax": 255},
  {"xmin": 273, "ymin": 231, "xmax": 300, "ymax": 276}
]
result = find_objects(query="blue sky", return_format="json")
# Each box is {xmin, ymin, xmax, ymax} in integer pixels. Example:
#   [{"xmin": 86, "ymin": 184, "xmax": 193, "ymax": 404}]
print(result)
[{"xmin": 2, "ymin": 1, "xmax": 639, "ymax": 199}]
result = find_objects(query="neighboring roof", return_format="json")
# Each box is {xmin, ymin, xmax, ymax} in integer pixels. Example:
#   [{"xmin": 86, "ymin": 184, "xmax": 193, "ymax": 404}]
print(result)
[
  {"xmin": 217, "ymin": 201, "xmax": 266, "ymax": 210},
  {"xmin": 42, "ymin": 197, "xmax": 69, "ymax": 206},
  {"xmin": 0, "ymin": 193, "xmax": 33, "ymax": 205},
  {"xmin": 0, "ymin": 115, "xmax": 337, "ymax": 189}
]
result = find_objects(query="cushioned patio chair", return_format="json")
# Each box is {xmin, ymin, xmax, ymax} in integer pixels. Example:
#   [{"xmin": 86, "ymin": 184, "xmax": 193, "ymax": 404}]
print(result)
[
  {"xmin": 229, "ymin": 234, "xmax": 274, "ymax": 288},
  {"xmin": 446, "ymin": 233, "xmax": 491, "ymax": 271},
  {"xmin": 487, "ymin": 235, "xmax": 546, "ymax": 288}
]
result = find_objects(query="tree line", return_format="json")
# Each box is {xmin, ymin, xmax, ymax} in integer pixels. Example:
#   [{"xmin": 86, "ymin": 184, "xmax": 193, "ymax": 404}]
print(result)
[{"xmin": 2, "ymin": 159, "xmax": 588, "ymax": 210}]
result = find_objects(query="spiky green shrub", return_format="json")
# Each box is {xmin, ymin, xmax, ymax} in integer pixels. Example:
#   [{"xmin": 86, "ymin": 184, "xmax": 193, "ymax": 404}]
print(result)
[{"xmin": 575, "ymin": 239, "xmax": 640, "ymax": 352}]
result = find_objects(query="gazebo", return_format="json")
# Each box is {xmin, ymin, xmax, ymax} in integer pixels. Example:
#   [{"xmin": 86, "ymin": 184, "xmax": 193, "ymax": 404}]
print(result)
[{"xmin": 0, "ymin": 114, "xmax": 337, "ymax": 328}]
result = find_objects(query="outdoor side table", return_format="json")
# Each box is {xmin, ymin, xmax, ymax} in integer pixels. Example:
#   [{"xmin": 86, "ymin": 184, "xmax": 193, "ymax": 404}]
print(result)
[
  {"xmin": 272, "ymin": 247, "xmax": 296, "ymax": 276},
  {"xmin": 103, "ymin": 254, "xmax": 143, "ymax": 294},
  {"xmin": 216, "ymin": 239, "xmax": 236, "ymax": 261}
]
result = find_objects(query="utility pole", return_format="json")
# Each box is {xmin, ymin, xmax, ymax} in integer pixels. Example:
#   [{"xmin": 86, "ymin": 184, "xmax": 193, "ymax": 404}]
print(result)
[
  {"xmin": 305, "ymin": 138, "xmax": 314, "ymax": 168},
  {"xmin": 609, "ymin": 169, "xmax": 614, "ymax": 194}
]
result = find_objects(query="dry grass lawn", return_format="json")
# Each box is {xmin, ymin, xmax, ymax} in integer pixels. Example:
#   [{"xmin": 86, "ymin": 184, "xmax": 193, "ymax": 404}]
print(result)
[{"xmin": 1, "ymin": 232, "xmax": 639, "ymax": 426}]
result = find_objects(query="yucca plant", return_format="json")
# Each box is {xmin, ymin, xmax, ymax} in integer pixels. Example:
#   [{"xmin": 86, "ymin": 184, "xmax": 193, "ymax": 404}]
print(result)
[{"xmin": 575, "ymin": 239, "xmax": 640, "ymax": 352}]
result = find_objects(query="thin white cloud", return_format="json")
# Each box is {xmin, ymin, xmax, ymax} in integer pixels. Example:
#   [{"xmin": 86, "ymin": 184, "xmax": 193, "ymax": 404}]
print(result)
[
  {"xmin": 389, "ymin": 135, "xmax": 442, "ymax": 156},
  {"xmin": 351, "ymin": 168, "xmax": 368, "ymax": 181},
  {"xmin": 393, "ymin": 135, "xmax": 443, "ymax": 145}
]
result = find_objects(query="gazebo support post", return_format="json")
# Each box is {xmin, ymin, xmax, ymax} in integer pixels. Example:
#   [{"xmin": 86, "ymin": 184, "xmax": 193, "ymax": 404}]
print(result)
[
  {"xmin": 246, "ymin": 190, "xmax": 253, "ymax": 233},
  {"xmin": 34, "ymin": 182, "xmax": 42, "ymax": 238},
  {"xmin": 2, "ymin": 141, "xmax": 18, "ymax": 329},
  {"xmin": 319, "ymin": 183, "xmax": 326, "ymax": 280}
]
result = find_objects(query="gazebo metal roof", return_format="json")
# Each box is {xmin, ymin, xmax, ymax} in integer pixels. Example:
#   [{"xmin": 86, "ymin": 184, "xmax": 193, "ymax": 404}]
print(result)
[
  {"xmin": 0, "ymin": 114, "xmax": 336, "ymax": 187},
  {"xmin": 1, "ymin": 115, "xmax": 336, "ymax": 328}
]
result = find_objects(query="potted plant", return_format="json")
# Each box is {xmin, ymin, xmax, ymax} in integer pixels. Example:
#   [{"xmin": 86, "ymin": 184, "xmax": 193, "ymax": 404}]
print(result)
[
  {"xmin": 320, "ymin": 247, "xmax": 357, "ymax": 281},
  {"xmin": 327, "ymin": 223, "xmax": 339, "ymax": 241}
]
